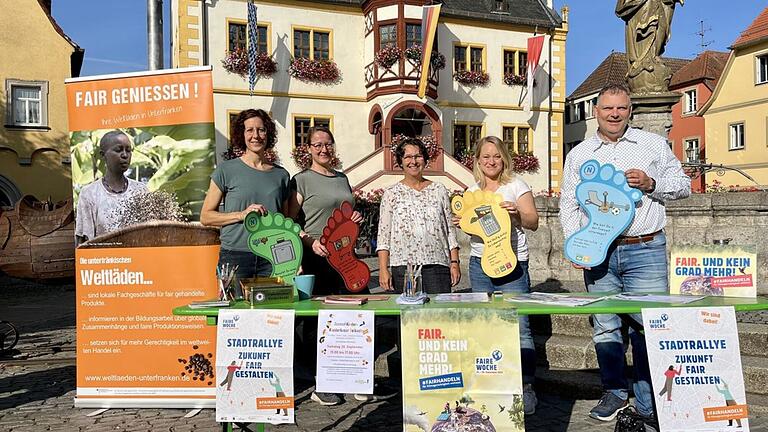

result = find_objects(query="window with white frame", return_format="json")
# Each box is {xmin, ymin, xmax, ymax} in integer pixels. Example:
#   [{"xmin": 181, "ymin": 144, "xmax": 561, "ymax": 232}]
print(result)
[
  {"xmin": 684, "ymin": 89, "xmax": 697, "ymax": 114},
  {"xmin": 584, "ymin": 98, "xmax": 595, "ymax": 119},
  {"xmin": 572, "ymin": 101, "xmax": 584, "ymax": 122},
  {"xmin": 729, "ymin": 122, "xmax": 745, "ymax": 150},
  {"xmin": 6, "ymin": 80, "xmax": 48, "ymax": 127},
  {"xmin": 757, "ymin": 54, "xmax": 768, "ymax": 84},
  {"xmin": 684, "ymin": 138, "xmax": 700, "ymax": 163}
]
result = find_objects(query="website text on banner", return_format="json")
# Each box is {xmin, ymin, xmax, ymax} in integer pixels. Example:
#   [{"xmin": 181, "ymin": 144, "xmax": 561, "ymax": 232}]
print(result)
[{"xmin": 67, "ymin": 67, "xmax": 218, "ymax": 408}]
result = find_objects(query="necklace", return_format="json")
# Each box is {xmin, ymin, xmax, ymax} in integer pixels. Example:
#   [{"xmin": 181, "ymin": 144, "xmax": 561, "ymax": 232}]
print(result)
[{"xmin": 102, "ymin": 176, "xmax": 128, "ymax": 194}]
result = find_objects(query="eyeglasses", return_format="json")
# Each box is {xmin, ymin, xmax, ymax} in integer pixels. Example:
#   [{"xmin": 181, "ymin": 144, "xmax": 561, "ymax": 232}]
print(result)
[
  {"xmin": 402, "ymin": 154, "xmax": 425, "ymax": 162},
  {"xmin": 308, "ymin": 142, "xmax": 334, "ymax": 150}
]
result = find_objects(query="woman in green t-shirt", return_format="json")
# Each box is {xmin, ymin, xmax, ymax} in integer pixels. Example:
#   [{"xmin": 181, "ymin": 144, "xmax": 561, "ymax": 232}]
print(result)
[
  {"xmin": 286, "ymin": 126, "xmax": 364, "ymax": 295},
  {"xmin": 201, "ymin": 109, "xmax": 290, "ymax": 279}
]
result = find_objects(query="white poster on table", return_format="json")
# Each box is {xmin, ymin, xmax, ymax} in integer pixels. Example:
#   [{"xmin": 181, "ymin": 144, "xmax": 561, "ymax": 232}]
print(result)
[
  {"xmin": 315, "ymin": 310, "xmax": 375, "ymax": 394},
  {"xmin": 642, "ymin": 306, "xmax": 749, "ymax": 432},
  {"xmin": 215, "ymin": 310, "xmax": 295, "ymax": 424}
]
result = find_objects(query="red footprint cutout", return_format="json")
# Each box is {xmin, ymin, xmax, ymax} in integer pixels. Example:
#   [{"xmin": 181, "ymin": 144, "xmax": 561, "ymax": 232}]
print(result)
[{"xmin": 320, "ymin": 201, "xmax": 371, "ymax": 293}]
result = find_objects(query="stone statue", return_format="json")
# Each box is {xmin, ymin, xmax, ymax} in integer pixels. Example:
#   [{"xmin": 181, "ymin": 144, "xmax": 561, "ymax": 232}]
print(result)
[{"xmin": 616, "ymin": 0, "xmax": 683, "ymax": 94}]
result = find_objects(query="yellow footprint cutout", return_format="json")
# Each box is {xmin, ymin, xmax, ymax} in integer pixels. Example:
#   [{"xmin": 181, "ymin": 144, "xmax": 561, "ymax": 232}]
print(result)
[{"xmin": 451, "ymin": 190, "xmax": 517, "ymax": 278}]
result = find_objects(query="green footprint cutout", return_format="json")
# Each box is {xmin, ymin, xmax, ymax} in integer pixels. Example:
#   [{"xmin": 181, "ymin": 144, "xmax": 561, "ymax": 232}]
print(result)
[{"xmin": 244, "ymin": 212, "xmax": 303, "ymax": 285}]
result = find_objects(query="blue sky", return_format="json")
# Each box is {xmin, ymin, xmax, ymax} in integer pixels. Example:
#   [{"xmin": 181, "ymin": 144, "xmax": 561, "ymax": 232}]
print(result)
[{"xmin": 53, "ymin": 1, "xmax": 764, "ymax": 94}]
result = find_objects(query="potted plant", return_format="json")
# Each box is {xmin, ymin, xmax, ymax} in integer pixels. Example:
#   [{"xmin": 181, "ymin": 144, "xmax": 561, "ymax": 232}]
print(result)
[
  {"xmin": 404, "ymin": 44, "xmax": 446, "ymax": 70},
  {"xmin": 455, "ymin": 149, "xmax": 474, "ymax": 170},
  {"xmin": 453, "ymin": 70, "xmax": 490, "ymax": 86},
  {"xmin": 375, "ymin": 44, "xmax": 403, "ymax": 69},
  {"xmin": 288, "ymin": 57, "xmax": 341, "ymax": 84},
  {"xmin": 221, "ymin": 49, "xmax": 277, "ymax": 77},
  {"xmin": 503, "ymin": 72, "xmax": 527, "ymax": 86},
  {"xmin": 511, "ymin": 152, "xmax": 539, "ymax": 174}
]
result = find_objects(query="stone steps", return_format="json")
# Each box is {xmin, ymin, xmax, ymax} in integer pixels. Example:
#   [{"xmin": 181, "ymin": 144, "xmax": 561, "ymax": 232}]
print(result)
[
  {"xmin": 531, "ymin": 314, "xmax": 768, "ymax": 412},
  {"xmin": 532, "ymin": 315, "xmax": 768, "ymax": 355},
  {"xmin": 534, "ymin": 331, "xmax": 768, "ymax": 391},
  {"xmin": 737, "ymin": 322, "xmax": 768, "ymax": 357},
  {"xmin": 533, "ymin": 367, "xmax": 768, "ymax": 415}
]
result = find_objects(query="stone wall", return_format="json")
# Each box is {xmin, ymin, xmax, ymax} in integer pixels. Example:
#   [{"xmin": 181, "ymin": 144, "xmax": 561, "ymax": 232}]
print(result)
[{"xmin": 525, "ymin": 192, "xmax": 768, "ymax": 294}]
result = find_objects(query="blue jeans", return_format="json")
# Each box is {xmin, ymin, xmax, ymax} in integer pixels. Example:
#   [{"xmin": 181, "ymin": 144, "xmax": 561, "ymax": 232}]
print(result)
[
  {"xmin": 469, "ymin": 256, "xmax": 536, "ymax": 383},
  {"xmin": 584, "ymin": 232, "xmax": 667, "ymax": 417}
]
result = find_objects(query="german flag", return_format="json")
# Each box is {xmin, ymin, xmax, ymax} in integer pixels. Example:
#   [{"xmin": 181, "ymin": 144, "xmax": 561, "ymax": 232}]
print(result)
[{"xmin": 417, "ymin": 4, "xmax": 441, "ymax": 99}]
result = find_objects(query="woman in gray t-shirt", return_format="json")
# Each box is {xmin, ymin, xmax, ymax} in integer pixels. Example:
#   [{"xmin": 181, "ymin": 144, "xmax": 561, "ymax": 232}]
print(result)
[
  {"xmin": 201, "ymin": 109, "xmax": 290, "ymax": 279},
  {"xmin": 286, "ymin": 126, "xmax": 363, "ymax": 295},
  {"xmin": 286, "ymin": 126, "xmax": 368, "ymax": 407},
  {"xmin": 288, "ymin": 126, "xmax": 363, "ymax": 295}
]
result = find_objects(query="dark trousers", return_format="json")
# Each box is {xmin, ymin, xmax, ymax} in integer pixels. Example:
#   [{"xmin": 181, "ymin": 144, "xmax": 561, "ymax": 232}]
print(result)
[
  {"xmin": 218, "ymin": 249, "xmax": 272, "ymax": 298},
  {"xmin": 301, "ymin": 250, "xmax": 370, "ymax": 296},
  {"xmin": 390, "ymin": 264, "xmax": 451, "ymax": 294}
]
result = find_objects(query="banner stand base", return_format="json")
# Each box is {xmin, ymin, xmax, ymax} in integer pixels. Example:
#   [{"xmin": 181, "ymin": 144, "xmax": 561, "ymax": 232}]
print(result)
[{"xmin": 74, "ymin": 398, "xmax": 215, "ymax": 409}]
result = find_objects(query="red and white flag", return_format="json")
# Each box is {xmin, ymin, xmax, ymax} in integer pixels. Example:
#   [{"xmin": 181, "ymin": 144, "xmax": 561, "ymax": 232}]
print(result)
[{"xmin": 525, "ymin": 35, "xmax": 545, "ymax": 112}]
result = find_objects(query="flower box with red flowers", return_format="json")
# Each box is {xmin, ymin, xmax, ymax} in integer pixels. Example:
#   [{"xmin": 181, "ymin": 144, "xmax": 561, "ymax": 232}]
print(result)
[
  {"xmin": 288, "ymin": 57, "xmax": 341, "ymax": 84},
  {"xmin": 404, "ymin": 44, "xmax": 447, "ymax": 71},
  {"xmin": 503, "ymin": 72, "xmax": 527, "ymax": 86},
  {"xmin": 511, "ymin": 152, "xmax": 540, "ymax": 174},
  {"xmin": 453, "ymin": 70, "xmax": 490, "ymax": 86},
  {"xmin": 221, "ymin": 49, "xmax": 277, "ymax": 77},
  {"xmin": 375, "ymin": 44, "xmax": 403, "ymax": 69}
]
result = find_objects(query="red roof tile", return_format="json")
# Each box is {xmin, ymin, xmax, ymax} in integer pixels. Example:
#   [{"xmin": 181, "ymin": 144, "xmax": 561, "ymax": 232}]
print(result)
[
  {"xmin": 731, "ymin": 6, "xmax": 768, "ymax": 49},
  {"xmin": 669, "ymin": 50, "xmax": 729, "ymax": 91},
  {"xmin": 568, "ymin": 52, "xmax": 689, "ymax": 100}
]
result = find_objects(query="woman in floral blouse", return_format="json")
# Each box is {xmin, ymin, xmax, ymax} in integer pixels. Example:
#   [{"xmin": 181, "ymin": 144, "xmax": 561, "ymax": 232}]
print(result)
[{"xmin": 376, "ymin": 138, "xmax": 460, "ymax": 293}]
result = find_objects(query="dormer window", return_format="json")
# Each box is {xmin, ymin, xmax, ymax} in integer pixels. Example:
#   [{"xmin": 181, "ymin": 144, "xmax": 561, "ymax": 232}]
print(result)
[{"xmin": 494, "ymin": 1, "xmax": 509, "ymax": 13}]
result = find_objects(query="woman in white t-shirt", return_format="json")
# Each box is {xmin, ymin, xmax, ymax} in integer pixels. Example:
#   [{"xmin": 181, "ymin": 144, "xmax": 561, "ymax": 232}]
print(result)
[{"xmin": 461, "ymin": 135, "xmax": 540, "ymax": 414}]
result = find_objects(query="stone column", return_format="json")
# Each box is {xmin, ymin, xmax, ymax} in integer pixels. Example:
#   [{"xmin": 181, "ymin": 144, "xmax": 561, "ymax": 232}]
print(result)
[{"xmin": 629, "ymin": 92, "xmax": 680, "ymax": 141}]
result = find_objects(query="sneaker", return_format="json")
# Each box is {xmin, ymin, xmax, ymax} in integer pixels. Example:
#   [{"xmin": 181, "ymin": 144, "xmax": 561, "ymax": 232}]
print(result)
[
  {"xmin": 523, "ymin": 383, "xmax": 537, "ymax": 415},
  {"xmin": 311, "ymin": 391, "xmax": 342, "ymax": 406},
  {"xmin": 353, "ymin": 393, "xmax": 374, "ymax": 402},
  {"xmin": 354, "ymin": 382, "xmax": 399, "ymax": 402},
  {"xmin": 589, "ymin": 392, "xmax": 629, "ymax": 421}
]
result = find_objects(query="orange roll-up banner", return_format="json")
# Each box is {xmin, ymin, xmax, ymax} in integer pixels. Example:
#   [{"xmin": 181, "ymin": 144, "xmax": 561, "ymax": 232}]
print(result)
[{"xmin": 66, "ymin": 67, "xmax": 219, "ymax": 408}]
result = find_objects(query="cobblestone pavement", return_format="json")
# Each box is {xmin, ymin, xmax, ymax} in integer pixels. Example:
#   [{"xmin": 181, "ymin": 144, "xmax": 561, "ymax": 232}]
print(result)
[{"xmin": 1, "ymin": 276, "xmax": 767, "ymax": 431}]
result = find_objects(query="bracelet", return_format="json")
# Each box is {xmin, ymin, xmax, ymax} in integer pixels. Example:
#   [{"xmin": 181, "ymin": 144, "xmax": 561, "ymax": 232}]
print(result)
[{"xmin": 450, "ymin": 260, "xmax": 460, "ymax": 265}]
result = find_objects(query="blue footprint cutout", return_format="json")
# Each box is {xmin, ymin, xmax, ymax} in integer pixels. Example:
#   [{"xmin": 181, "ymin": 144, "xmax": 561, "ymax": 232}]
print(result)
[{"xmin": 565, "ymin": 160, "xmax": 643, "ymax": 267}]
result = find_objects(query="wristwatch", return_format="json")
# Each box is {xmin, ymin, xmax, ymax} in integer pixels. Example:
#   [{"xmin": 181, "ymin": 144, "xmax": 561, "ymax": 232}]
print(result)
[{"xmin": 450, "ymin": 260, "xmax": 460, "ymax": 265}]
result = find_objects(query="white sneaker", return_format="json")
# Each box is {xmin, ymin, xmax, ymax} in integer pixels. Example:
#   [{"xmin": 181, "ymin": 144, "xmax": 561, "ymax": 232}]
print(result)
[
  {"xmin": 354, "ymin": 382, "xmax": 399, "ymax": 402},
  {"xmin": 311, "ymin": 391, "xmax": 342, "ymax": 406},
  {"xmin": 353, "ymin": 393, "xmax": 374, "ymax": 402}
]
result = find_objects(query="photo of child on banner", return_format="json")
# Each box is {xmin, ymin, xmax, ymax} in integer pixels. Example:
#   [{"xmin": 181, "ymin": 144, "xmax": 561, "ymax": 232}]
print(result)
[
  {"xmin": 564, "ymin": 159, "xmax": 643, "ymax": 267},
  {"xmin": 67, "ymin": 67, "xmax": 219, "ymax": 409},
  {"xmin": 319, "ymin": 201, "xmax": 370, "ymax": 293},
  {"xmin": 451, "ymin": 190, "xmax": 517, "ymax": 278}
]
